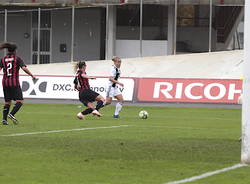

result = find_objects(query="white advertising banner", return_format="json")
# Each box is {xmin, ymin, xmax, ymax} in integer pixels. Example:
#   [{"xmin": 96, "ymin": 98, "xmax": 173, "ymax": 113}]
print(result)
[{"xmin": 0, "ymin": 75, "xmax": 135, "ymax": 101}]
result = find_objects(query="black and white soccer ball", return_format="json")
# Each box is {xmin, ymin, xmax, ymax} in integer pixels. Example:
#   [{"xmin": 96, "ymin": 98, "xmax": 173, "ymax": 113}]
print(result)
[{"xmin": 139, "ymin": 110, "xmax": 148, "ymax": 119}]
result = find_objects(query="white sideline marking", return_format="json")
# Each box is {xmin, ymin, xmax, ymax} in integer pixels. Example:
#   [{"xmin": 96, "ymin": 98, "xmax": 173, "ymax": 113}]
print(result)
[
  {"xmin": 1, "ymin": 125, "xmax": 129, "ymax": 137},
  {"xmin": 165, "ymin": 163, "xmax": 247, "ymax": 184},
  {"xmin": 133, "ymin": 125, "xmax": 209, "ymax": 130}
]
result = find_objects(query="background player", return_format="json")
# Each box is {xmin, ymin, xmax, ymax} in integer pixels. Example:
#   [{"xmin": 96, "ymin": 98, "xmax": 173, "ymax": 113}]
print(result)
[
  {"xmin": 74, "ymin": 60, "xmax": 105, "ymax": 120},
  {"xmin": 0, "ymin": 42, "xmax": 36, "ymax": 125},
  {"xmin": 105, "ymin": 56, "xmax": 124, "ymax": 118}
]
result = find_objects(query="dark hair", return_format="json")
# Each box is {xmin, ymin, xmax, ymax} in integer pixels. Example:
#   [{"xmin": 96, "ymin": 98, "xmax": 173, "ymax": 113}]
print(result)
[
  {"xmin": 78, "ymin": 61, "xmax": 86, "ymax": 69},
  {"xmin": 74, "ymin": 60, "xmax": 86, "ymax": 72},
  {"xmin": 0, "ymin": 42, "xmax": 17, "ymax": 53}
]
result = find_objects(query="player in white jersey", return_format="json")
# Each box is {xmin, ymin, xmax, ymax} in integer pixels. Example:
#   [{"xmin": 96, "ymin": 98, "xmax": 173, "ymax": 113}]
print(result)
[{"xmin": 105, "ymin": 56, "xmax": 124, "ymax": 118}]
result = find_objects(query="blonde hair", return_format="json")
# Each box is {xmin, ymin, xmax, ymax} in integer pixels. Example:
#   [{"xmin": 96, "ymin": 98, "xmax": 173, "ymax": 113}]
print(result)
[{"xmin": 112, "ymin": 56, "xmax": 120, "ymax": 62}]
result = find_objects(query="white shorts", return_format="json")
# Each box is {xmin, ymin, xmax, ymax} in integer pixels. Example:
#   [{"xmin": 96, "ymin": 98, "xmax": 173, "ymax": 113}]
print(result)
[{"xmin": 106, "ymin": 86, "xmax": 122, "ymax": 97}]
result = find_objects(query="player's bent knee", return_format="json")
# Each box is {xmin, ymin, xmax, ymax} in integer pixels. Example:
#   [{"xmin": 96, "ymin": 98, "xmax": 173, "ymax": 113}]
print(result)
[{"xmin": 118, "ymin": 99, "xmax": 124, "ymax": 104}]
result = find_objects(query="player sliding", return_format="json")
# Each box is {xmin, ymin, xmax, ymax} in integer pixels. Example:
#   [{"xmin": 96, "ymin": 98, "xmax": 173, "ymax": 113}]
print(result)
[
  {"xmin": 105, "ymin": 56, "xmax": 124, "ymax": 118},
  {"xmin": 0, "ymin": 42, "xmax": 36, "ymax": 125},
  {"xmin": 74, "ymin": 61, "xmax": 105, "ymax": 120}
]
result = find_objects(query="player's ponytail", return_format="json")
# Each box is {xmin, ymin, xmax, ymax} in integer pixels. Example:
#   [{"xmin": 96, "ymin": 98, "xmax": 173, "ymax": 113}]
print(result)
[
  {"xmin": 73, "ymin": 60, "xmax": 86, "ymax": 72},
  {"xmin": 0, "ymin": 42, "xmax": 17, "ymax": 52}
]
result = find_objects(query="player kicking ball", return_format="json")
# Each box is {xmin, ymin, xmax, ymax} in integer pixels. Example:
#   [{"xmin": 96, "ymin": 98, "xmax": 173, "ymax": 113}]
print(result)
[
  {"xmin": 105, "ymin": 56, "xmax": 124, "ymax": 118},
  {"xmin": 74, "ymin": 61, "xmax": 105, "ymax": 120},
  {"xmin": 0, "ymin": 42, "xmax": 36, "ymax": 125}
]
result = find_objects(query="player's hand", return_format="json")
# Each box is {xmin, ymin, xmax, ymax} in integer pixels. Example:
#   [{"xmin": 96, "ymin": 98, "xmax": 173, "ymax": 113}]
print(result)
[
  {"xmin": 119, "ymin": 82, "xmax": 124, "ymax": 87},
  {"xmin": 74, "ymin": 86, "xmax": 80, "ymax": 91},
  {"xmin": 90, "ymin": 77, "xmax": 96, "ymax": 80}
]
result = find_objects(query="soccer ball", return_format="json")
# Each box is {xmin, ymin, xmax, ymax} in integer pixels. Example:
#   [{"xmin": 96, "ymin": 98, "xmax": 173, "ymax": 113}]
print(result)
[{"xmin": 139, "ymin": 110, "xmax": 148, "ymax": 119}]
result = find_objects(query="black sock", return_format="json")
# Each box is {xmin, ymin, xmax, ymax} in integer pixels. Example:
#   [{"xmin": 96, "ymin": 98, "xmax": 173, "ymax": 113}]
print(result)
[
  {"xmin": 96, "ymin": 101, "xmax": 104, "ymax": 111},
  {"xmin": 10, "ymin": 102, "xmax": 23, "ymax": 116},
  {"xmin": 82, "ymin": 108, "xmax": 94, "ymax": 115},
  {"xmin": 3, "ymin": 104, "xmax": 10, "ymax": 120}
]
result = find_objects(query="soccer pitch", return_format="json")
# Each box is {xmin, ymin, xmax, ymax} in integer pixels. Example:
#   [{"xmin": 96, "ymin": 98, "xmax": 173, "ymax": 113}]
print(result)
[{"xmin": 0, "ymin": 104, "xmax": 249, "ymax": 184}]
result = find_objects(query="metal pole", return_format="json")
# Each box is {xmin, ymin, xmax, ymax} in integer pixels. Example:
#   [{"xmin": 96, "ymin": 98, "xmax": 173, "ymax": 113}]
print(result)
[
  {"xmin": 37, "ymin": 8, "xmax": 41, "ymax": 64},
  {"xmin": 71, "ymin": 6, "xmax": 75, "ymax": 62},
  {"xmin": 209, "ymin": 0, "xmax": 212, "ymax": 52},
  {"xmin": 4, "ymin": 9, "xmax": 7, "ymax": 56},
  {"xmin": 241, "ymin": 1, "xmax": 250, "ymax": 164},
  {"xmin": 105, "ymin": 4, "xmax": 109, "ymax": 60},
  {"xmin": 236, "ymin": 29, "xmax": 241, "ymax": 49},
  {"xmin": 173, "ymin": 0, "xmax": 177, "ymax": 55},
  {"xmin": 139, "ymin": 0, "xmax": 143, "ymax": 57}
]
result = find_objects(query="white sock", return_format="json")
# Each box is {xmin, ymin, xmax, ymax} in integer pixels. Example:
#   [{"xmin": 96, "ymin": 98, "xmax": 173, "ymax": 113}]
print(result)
[{"xmin": 114, "ymin": 102, "xmax": 123, "ymax": 115}]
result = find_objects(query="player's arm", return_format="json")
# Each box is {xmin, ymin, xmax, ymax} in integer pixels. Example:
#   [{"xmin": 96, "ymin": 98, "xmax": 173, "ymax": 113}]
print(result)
[
  {"xmin": 81, "ymin": 73, "xmax": 96, "ymax": 79},
  {"xmin": 109, "ymin": 68, "xmax": 123, "ymax": 87},
  {"xmin": 21, "ymin": 66, "xmax": 36, "ymax": 80},
  {"xmin": 73, "ymin": 77, "xmax": 81, "ymax": 91},
  {"xmin": 109, "ymin": 77, "xmax": 124, "ymax": 87},
  {"xmin": 18, "ymin": 57, "xmax": 36, "ymax": 80}
]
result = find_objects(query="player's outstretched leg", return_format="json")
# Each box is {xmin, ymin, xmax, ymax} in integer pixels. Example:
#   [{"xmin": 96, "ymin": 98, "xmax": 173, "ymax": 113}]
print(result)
[
  {"xmin": 113, "ymin": 102, "xmax": 123, "ymax": 118},
  {"xmin": 92, "ymin": 109, "xmax": 102, "ymax": 117},
  {"xmin": 96, "ymin": 100, "xmax": 105, "ymax": 111},
  {"xmin": 8, "ymin": 101, "xmax": 23, "ymax": 124},
  {"xmin": 2, "ymin": 103, "xmax": 10, "ymax": 125},
  {"xmin": 95, "ymin": 95, "xmax": 106, "ymax": 111},
  {"xmin": 77, "ymin": 108, "xmax": 93, "ymax": 120},
  {"xmin": 93, "ymin": 95, "xmax": 105, "ymax": 117},
  {"xmin": 113, "ymin": 94, "xmax": 124, "ymax": 118}
]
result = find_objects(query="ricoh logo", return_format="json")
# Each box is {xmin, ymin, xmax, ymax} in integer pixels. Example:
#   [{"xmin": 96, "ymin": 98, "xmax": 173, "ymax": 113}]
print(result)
[
  {"xmin": 153, "ymin": 82, "xmax": 241, "ymax": 100},
  {"xmin": 21, "ymin": 79, "xmax": 47, "ymax": 95}
]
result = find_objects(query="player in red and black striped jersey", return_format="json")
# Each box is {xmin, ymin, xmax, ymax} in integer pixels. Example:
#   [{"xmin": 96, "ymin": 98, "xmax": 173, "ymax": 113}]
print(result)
[
  {"xmin": 0, "ymin": 42, "xmax": 36, "ymax": 125},
  {"xmin": 73, "ymin": 61, "xmax": 105, "ymax": 119}
]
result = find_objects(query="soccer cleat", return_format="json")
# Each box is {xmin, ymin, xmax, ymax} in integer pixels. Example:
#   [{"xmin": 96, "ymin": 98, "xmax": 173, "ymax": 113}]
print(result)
[
  {"xmin": 92, "ymin": 110, "xmax": 102, "ymax": 117},
  {"xmin": 77, "ymin": 112, "xmax": 85, "ymax": 120},
  {"xmin": 113, "ymin": 115, "xmax": 119, "ymax": 118},
  {"xmin": 8, "ymin": 114, "xmax": 19, "ymax": 125},
  {"xmin": 2, "ymin": 120, "xmax": 8, "ymax": 125}
]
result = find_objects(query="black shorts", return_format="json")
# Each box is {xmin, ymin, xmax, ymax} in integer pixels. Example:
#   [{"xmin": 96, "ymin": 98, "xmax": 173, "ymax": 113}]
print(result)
[
  {"xmin": 79, "ymin": 89, "xmax": 99, "ymax": 106},
  {"xmin": 3, "ymin": 86, "xmax": 23, "ymax": 102}
]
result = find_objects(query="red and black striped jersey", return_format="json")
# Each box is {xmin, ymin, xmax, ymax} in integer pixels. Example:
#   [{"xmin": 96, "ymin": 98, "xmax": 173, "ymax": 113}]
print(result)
[
  {"xmin": 0, "ymin": 54, "xmax": 26, "ymax": 87},
  {"xmin": 73, "ymin": 70, "xmax": 90, "ymax": 91}
]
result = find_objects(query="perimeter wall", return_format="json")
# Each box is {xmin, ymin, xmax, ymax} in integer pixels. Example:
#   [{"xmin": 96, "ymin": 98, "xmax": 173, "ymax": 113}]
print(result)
[{"xmin": 0, "ymin": 50, "xmax": 243, "ymax": 104}]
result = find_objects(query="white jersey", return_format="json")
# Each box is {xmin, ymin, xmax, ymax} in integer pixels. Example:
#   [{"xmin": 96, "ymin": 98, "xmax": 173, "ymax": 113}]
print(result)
[
  {"xmin": 108, "ymin": 65, "xmax": 121, "ymax": 87},
  {"xmin": 106, "ymin": 65, "xmax": 122, "ymax": 97}
]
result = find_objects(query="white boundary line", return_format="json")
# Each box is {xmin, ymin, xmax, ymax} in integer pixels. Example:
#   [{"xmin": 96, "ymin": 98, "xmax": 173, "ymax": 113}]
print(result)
[
  {"xmin": 131, "ymin": 125, "xmax": 236, "ymax": 131},
  {"xmin": 165, "ymin": 163, "xmax": 247, "ymax": 184},
  {"xmin": 132, "ymin": 125, "xmax": 210, "ymax": 130},
  {"xmin": 1, "ymin": 125, "xmax": 129, "ymax": 137}
]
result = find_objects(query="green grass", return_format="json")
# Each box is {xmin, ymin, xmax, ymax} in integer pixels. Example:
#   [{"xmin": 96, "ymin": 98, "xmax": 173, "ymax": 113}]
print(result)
[{"xmin": 0, "ymin": 104, "xmax": 248, "ymax": 184}]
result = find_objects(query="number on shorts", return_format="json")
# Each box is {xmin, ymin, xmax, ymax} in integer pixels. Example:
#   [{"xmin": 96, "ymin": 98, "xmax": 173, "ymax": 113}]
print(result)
[{"xmin": 7, "ymin": 63, "xmax": 12, "ymax": 76}]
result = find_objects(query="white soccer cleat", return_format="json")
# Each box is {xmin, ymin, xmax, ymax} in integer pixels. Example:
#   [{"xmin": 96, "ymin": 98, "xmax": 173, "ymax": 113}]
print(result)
[
  {"xmin": 92, "ymin": 110, "xmax": 102, "ymax": 117},
  {"xmin": 8, "ymin": 114, "xmax": 19, "ymax": 125},
  {"xmin": 77, "ymin": 112, "xmax": 85, "ymax": 120}
]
